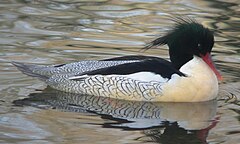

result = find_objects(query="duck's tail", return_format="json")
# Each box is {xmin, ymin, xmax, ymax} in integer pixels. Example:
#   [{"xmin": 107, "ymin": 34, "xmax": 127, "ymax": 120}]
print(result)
[{"xmin": 11, "ymin": 61, "xmax": 49, "ymax": 81}]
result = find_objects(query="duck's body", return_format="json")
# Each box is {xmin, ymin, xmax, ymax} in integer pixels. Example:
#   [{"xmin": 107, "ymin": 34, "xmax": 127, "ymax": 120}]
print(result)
[{"xmin": 12, "ymin": 18, "xmax": 221, "ymax": 102}]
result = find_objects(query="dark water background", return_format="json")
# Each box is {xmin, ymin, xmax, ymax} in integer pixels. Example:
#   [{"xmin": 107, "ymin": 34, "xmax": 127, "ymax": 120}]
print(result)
[{"xmin": 0, "ymin": 0, "xmax": 239, "ymax": 144}]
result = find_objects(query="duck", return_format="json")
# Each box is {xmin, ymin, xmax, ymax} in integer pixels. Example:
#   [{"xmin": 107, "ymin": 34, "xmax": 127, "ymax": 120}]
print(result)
[{"xmin": 12, "ymin": 18, "xmax": 222, "ymax": 102}]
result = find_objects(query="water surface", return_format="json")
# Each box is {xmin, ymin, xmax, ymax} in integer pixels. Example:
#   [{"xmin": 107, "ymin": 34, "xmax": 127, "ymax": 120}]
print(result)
[{"xmin": 0, "ymin": 0, "xmax": 239, "ymax": 144}]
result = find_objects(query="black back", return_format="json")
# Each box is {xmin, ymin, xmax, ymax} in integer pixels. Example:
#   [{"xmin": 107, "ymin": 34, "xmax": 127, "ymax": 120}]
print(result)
[{"xmin": 73, "ymin": 56, "xmax": 185, "ymax": 80}]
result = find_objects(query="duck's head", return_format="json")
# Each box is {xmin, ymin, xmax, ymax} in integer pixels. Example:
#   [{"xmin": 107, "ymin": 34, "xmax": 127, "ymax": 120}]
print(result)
[{"xmin": 145, "ymin": 18, "xmax": 222, "ymax": 80}]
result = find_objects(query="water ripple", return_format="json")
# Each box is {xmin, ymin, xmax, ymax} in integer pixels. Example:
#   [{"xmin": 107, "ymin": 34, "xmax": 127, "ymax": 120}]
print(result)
[
  {"xmin": 96, "ymin": 9, "xmax": 150, "ymax": 18},
  {"xmin": 0, "ymin": 0, "xmax": 239, "ymax": 144}
]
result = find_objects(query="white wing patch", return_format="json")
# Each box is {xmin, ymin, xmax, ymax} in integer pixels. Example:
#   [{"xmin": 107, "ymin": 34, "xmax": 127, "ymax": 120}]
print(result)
[
  {"xmin": 124, "ymin": 72, "xmax": 168, "ymax": 83},
  {"xmin": 69, "ymin": 72, "xmax": 168, "ymax": 82},
  {"xmin": 68, "ymin": 75, "xmax": 88, "ymax": 80}
]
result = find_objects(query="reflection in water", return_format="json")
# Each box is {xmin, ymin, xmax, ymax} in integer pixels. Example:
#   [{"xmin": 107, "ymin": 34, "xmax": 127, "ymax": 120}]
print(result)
[
  {"xmin": 14, "ymin": 87, "xmax": 219, "ymax": 143},
  {"xmin": 142, "ymin": 120, "xmax": 219, "ymax": 144}
]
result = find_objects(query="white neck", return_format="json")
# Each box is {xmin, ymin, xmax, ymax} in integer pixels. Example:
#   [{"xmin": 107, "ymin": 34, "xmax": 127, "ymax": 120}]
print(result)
[
  {"xmin": 180, "ymin": 56, "xmax": 217, "ymax": 79},
  {"xmin": 160, "ymin": 56, "xmax": 219, "ymax": 102}
]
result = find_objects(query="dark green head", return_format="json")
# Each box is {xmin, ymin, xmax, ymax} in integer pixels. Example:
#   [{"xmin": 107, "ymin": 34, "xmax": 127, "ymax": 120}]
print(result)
[{"xmin": 145, "ymin": 18, "xmax": 214, "ymax": 69}]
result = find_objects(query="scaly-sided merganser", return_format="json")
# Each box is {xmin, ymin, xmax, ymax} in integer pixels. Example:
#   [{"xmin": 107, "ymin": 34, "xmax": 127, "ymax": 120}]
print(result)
[{"xmin": 12, "ymin": 18, "xmax": 222, "ymax": 102}]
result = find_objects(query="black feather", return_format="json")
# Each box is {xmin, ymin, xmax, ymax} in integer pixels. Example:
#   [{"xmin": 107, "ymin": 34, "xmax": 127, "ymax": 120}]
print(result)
[
  {"xmin": 72, "ymin": 57, "xmax": 185, "ymax": 80},
  {"xmin": 142, "ymin": 16, "xmax": 214, "ymax": 69},
  {"xmin": 102, "ymin": 55, "xmax": 159, "ymax": 61}
]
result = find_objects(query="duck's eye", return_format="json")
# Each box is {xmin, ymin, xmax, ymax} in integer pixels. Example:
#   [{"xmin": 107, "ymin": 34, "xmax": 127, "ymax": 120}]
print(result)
[{"xmin": 197, "ymin": 43, "xmax": 201, "ymax": 48}]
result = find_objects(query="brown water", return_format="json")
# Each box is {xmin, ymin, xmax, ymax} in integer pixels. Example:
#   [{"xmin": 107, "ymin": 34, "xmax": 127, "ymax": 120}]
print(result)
[{"xmin": 0, "ymin": 0, "xmax": 239, "ymax": 144}]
